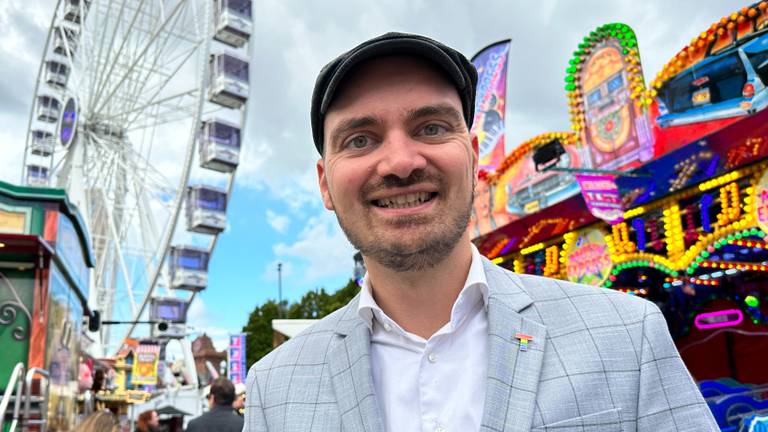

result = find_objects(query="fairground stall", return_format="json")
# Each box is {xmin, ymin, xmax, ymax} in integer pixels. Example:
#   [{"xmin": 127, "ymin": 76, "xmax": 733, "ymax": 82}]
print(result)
[
  {"xmin": 470, "ymin": 3, "xmax": 768, "ymax": 430},
  {"xmin": 0, "ymin": 180, "xmax": 96, "ymax": 431}
]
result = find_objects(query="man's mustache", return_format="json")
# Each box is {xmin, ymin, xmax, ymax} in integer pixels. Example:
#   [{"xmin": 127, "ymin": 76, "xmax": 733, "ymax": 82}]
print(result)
[{"xmin": 362, "ymin": 170, "xmax": 442, "ymax": 195}]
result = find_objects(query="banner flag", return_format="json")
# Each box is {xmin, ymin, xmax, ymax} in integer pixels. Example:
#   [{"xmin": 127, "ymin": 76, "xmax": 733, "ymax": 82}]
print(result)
[
  {"xmin": 228, "ymin": 333, "xmax": 247, "ymax": 384},
  {"xmin": 471, "ymin": 39, "xmax": 512, "ymax": 172}
]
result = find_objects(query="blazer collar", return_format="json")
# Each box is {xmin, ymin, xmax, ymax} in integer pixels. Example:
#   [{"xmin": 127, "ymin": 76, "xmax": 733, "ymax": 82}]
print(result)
[
  {"xmin": 329, "ymin": 295, "xmax": 384, "ymax": 432},
  {"xmin": 480, "ymin": 257, "xmax": 547, "ymax": 431},
  {"xmin": 481, "ymin": 256, "xmax": 534, "ymax": 312}
]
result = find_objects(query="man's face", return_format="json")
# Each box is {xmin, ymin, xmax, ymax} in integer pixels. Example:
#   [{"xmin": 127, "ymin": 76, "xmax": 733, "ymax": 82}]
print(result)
[
  {"xmin": 233, "ymin": 394, "xmax": 245, "ymax": 409},
  {"xmin": 318, "ymin": 56, "xmax": 477, "ymax": 272}
]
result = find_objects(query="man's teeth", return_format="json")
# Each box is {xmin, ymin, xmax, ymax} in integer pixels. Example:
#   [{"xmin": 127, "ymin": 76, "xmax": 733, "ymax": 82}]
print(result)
[{"xmin": 376, "ymin": 192, "xmax": 433, "ymax": 208}]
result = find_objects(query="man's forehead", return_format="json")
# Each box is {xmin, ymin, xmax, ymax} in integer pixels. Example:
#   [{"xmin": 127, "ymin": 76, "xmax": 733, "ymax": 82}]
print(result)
[{"xmin": 326, "ymin": 56, "xmax": 461, "ymax": 115}]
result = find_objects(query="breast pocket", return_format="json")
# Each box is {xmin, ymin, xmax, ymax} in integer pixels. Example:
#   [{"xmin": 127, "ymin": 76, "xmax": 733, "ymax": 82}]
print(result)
[{"xmin": 532, "ymin": 408, "xmax": 625, "ymax": 432}]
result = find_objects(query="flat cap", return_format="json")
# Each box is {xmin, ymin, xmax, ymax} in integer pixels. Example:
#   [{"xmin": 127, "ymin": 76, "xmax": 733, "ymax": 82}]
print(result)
[{"xmin": 310, "ymin": 32, "xmax": 478, "ymax": 154}]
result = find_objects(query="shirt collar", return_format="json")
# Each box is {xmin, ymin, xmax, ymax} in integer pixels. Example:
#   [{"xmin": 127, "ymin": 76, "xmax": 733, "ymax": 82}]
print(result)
[{"xmin": 357, "ymin": 243, "xmax": 489, "ymax": 333}]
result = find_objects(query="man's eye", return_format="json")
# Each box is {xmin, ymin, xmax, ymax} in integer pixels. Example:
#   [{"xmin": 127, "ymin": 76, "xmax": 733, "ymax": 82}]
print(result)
[
  {"xmin": 422, "ymin": 124, "xmax": 447, "ymax": 136},
  {"xmin": 346, "ymin": 135, "xmax": 369, "ymax": 149}
]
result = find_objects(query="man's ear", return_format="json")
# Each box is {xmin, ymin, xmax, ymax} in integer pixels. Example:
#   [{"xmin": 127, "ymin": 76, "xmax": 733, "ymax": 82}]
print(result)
[{"xmin": 316, "ymin": 158, "xmax": 335, "ymax": 211}]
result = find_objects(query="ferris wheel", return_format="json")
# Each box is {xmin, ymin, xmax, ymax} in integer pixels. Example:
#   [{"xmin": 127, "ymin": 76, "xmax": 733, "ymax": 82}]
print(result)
[{"xmin": 21, "ymin": 0, "xmax": 252, "ymax": 356}]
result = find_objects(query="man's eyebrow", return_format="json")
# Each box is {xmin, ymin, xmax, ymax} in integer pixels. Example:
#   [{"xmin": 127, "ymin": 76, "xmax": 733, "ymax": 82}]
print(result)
[
  {"xmin": 329, "ymin": 116, "xmax": 380, "ymax": 149},
  {"xmin": 406, "ymin": 104, "xmax": 464, "ymax": 123}
]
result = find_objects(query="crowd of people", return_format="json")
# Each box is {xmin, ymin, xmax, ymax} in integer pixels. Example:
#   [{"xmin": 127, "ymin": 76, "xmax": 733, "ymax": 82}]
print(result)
[{"xmin": 73, "ymin": 377, "xmax": 244, "ymax": 432}]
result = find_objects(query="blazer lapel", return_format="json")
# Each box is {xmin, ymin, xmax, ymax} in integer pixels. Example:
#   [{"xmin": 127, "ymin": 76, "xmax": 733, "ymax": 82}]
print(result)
[
  {"xmin": 328, "ymin": 299, "xmax": 384, "ymax": 432},
  {"xmin": 480, "ymin": 260, "xmax": 547, "ymax": 432}
]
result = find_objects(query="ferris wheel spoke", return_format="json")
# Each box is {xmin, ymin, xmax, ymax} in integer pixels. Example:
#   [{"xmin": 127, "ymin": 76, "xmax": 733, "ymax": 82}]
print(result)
[
  {"xmin": 126, "ymin": 107, "xmax": 198, "ymax": 132},
  {"xmin": 122, "ymin": 43, "xmax": 202, "ymax": 124},
  {"xmin": 95, "ymin": 187, "xmax": 139, "ymax": 318},
  {"xmin": 91, "ymin": 0, "xmax": 187, "ymax": 116},
  {"xmin": 121, "ymin": 5, "xmax": 202, "ymax": 109},
  {"xmin": 102, "ymin": 86, "xmax": 197, "ymax": 128},
  {"xmin": 133, "ymin": 181, "xmax": 170, "ymax": 298},
  {"xmin": 87, "ymin": 0, "xmax": 143, "ymax": 116},
  {"xmin": 84, "ymin": 135, "xmax": 122, "ymax": 190},
  {"xmin": 88, "ymin": 133, "xmax": 174, "ymax": 204}
]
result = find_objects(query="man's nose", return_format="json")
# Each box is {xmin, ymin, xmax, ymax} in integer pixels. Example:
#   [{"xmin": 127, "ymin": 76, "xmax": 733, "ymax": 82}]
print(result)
[{"xmin": 375, "ymin": 131, "xmax": 427, "ymax": 179}]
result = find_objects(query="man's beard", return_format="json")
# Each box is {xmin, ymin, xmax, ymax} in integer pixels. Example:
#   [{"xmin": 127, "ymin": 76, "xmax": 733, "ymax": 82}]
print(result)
[{"xmin": 333, "ymin": 171, "xmax": 473, "ymax": 272}]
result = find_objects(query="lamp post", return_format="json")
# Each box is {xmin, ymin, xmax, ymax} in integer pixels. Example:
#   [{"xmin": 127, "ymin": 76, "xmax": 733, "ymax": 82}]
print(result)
[{"xmin": 277, "ymin": 262, "xmax": 283, "ymax": 317}]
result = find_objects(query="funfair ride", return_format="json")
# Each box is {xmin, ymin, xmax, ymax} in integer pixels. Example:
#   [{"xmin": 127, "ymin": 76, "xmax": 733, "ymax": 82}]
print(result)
[{"xmin": 20, "ymin": 0, "xmax": 252, "ymax": 364}]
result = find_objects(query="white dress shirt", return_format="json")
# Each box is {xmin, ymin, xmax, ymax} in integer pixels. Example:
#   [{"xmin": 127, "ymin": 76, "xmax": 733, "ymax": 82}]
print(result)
[{"xmin": 357, "ymin": 244, "xmax": 489, "ymax": 432}]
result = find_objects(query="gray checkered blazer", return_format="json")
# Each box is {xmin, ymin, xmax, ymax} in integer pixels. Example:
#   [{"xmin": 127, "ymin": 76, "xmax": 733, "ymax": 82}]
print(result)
[{"xmin": 244, "ymin": 258, "xmax": 718, "ymax": 431}]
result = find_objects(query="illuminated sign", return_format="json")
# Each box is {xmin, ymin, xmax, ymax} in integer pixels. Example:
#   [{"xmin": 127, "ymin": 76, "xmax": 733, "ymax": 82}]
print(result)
[
  {"xmin": 754, "ymin": 168, "xmax": 768, "ymax": 233},
  {"xmin": 0, "ymin": 205, "xmax": 31, "ymax": 234},
  {"xmin": 694, "ymin": 309, "xmax": 744, "ymax": 330},
  {"xmin": 565, "ymin": 228, "xmax": 612, "ymax": 286},
  {"xmin": 574, "ymin": 173, "xmax": 624, "ymax": 224},
  {"xmin": 131, "ymin": 344, "xmax": 160, "ymax": 385},
  {"xmin": 59, "ymin": 97, "xmax": 77, "ymax": 148}
]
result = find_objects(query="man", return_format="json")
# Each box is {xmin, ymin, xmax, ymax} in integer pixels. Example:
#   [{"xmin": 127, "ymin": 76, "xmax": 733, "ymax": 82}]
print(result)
[
  {"xmin": 187, "ymin": 377, "xmax": 244, "ymax": 432},
  {"xmin": 234, "ymin": 382, "xmax": 246, "ymax": 417},
  {"xmin": 244, "ymin": 32, "xmax": 718, "ymax": 431}
]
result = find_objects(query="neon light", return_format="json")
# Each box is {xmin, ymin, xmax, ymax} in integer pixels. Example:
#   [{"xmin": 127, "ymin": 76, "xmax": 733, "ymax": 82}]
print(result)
[
  {"xmin": 632, "ymin": 218, "xmax": 646, "ymax": 251},
  {"xmin": 694, "ymin": 309, "xmax": 744, "ymax": 330},
  {"xmin": 701, "ymin": 193, "xmax": 713, "ymax": 233}
]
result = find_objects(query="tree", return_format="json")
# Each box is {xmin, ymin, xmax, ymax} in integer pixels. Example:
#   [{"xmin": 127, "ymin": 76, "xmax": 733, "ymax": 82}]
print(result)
[
  {"xmin": 242, "ymin": 299, "xmax": 281, "ymax": 368},
  {"xmin": 242, "ymin": 279, "xmax": 359, "ymax": 367}
]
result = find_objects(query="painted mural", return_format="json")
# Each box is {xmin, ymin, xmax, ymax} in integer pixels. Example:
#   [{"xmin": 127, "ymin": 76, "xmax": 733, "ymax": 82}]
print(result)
[{"xmin": 469, "ymin": 132, "xmax": 584, "ymax": 237}]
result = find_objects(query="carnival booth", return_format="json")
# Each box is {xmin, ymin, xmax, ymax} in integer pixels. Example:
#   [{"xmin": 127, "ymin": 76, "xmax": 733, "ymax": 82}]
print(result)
[
  {"xmin": 0, "ymin": 180, "xmax": 95, "ymax": 431},
  {"xmin": 470, "ymin": 4, "xmax": 768, "ymax": 430}
]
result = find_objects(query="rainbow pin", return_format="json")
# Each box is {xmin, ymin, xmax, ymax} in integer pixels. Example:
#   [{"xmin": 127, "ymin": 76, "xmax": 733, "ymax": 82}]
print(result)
[{"xmin": 515, "ymin": 332, "xmax": 533, "ymax": 352}]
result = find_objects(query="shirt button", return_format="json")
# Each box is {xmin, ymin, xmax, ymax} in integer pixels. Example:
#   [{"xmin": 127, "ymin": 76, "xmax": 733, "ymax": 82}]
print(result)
[
  {"xmin": 435, "ymin": 426, "xmax": 446, "ymax": 432},
  {"xmin": 427, "ymin": 352, "xmax": 437, "ymax": 363},
  {"xmin": 383, "ymin": 322, "xmax": 392, "ymax": 332}
]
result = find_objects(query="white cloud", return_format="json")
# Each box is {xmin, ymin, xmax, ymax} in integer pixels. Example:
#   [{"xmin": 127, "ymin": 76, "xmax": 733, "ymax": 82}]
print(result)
[
  {"xmin": 271, "ymin": 212, "xmax": 356, "ymax": 284},
  {"xmin": 265, "ymin": 209, "xmax": 290, "ymax": 233}
]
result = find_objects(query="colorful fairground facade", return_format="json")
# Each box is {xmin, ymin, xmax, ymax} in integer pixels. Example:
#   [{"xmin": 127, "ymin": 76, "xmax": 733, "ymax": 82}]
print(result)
[
  {"xmin": 471, "ymin": 2, "xmax": 768, "ymax": 430},
  {"xmin": 0, "ymin": 180, "xmax": 201, "ymax": 432},
  {"xmin": 0, "ymin": 180, "xmax": 96, "ymax": 430}
]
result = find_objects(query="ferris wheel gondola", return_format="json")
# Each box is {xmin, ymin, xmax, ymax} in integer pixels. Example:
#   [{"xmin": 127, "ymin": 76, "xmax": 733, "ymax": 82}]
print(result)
[{"xmin": 22, "ymin": 0, "xmax": 252, "ymax": 355}]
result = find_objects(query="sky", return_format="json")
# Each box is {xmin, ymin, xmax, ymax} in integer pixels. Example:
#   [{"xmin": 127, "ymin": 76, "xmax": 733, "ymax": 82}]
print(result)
[{"xmin": 0, "ymin": 0, "xmax": 747, "ymax": 350}]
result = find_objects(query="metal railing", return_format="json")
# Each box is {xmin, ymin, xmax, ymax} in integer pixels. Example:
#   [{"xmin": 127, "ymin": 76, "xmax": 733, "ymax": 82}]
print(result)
[
  {"xmin": 24, "ymin": 368, "xmax": 50, "ymax": 432},
  {"xmin": 0, "ymin": 364, "xmax": 51, "ymax": 432},
  {"xmin": 0, "ymin": 362, "xmax": 26, "ymax": 432}
]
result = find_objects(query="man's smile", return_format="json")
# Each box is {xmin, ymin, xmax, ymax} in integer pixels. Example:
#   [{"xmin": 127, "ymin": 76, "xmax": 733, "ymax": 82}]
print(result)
[{"xmin": 372, "ymin": 191, "xmax": 438, "ymax": 209}]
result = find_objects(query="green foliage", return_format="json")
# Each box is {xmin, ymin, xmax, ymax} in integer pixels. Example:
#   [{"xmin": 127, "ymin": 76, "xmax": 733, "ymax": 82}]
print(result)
[{"xmin": 242, "ymin": 279, "xmax": 360, "ymax": 367}]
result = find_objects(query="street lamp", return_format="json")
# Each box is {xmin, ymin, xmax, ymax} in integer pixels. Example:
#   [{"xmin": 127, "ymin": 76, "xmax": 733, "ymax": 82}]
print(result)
[{"xmin": 277, "ymin": 262, "xmax": 283, "ymax": 317}]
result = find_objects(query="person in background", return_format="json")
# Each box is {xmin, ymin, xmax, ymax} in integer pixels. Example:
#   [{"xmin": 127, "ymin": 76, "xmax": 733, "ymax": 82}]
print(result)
[
  {"xmin": 232, "ymin": 382, "xmax": 246, "ymax": 417},
  {"xmin": 74, "ymin": 410, "xmax": 119, "ymax": 432},
  {"xmin": 186, "ymin": 377, "xmax": 244, "ymax": 432},
  {"xmin": 135, "ymin": 409, "xmax": 160, "ymax": 432}
]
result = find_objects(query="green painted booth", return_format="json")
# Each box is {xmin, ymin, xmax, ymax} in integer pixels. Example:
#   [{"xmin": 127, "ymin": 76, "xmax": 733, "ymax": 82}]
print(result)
[{"xmin": 0, "ymin": 180, "xmax": 94, "ymax": 431}]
